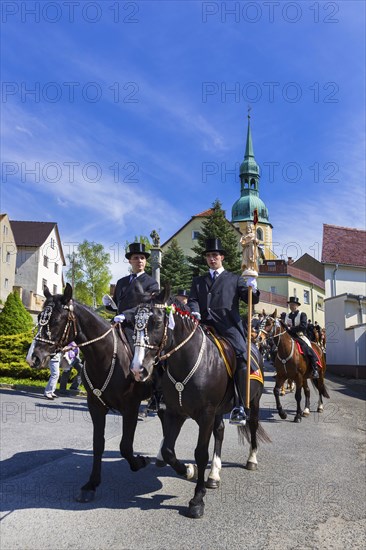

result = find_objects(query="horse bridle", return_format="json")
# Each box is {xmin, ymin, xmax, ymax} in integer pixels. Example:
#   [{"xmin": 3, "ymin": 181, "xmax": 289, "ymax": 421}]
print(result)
[
  {"xmin": 35, "ymin": 302, "xmax": 78, "ymax": 351},
  {"xmin": 265, "ymin": 316, "xmax": 295, "ymax": 367},
  {"xmin": 35, "ymin": 301, "xmax": 113, "ymax": 352},
  {"xmin": 133, "ymin": 303, "xmax": 199, "ymax": 362}
]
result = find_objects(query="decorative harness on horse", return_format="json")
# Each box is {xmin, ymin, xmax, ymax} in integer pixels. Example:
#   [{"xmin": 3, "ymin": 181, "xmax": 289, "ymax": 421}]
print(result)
[
  {"xmin": 133, "ymin": 304, "xmax": 205, "ymax": 407},
  {"xmin": 35, "ymin": 301, "xmax": 119, "ymax": 407},
  {"xmin": 267, "ymin": 318, "xmax": 295, "ymax": 374}
]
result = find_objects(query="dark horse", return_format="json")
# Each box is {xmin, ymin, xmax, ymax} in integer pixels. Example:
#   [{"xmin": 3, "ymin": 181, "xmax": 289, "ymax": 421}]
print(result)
[
  {"xmin": 129, "ymin": 287, "xmax": 269, "ymax": 519},
  {"xmin": 264, "ymin": 313, "xmax": 329, "ymax": 422},
  {"xmin": 30, "ymin": 284, "xmax": 154, "ymax": 502}
]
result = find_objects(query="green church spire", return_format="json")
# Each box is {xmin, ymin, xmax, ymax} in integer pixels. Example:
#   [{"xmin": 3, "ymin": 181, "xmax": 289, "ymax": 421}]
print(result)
[{"xmin": 231, "ymin": 113, "xmax": 270, "ymax": 225}]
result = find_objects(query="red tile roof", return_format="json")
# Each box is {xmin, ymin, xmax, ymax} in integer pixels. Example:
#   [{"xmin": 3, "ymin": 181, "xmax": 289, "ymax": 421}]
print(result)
[
  {"xmin": 194, "ymin": 208, "xmax": 214, "ymax": 217},
  {"xmin": 10, "ymin": 221, "xmax": 56, "ymax": 247},
  {"xmin": 322, "ymin": 224, "xmax": 366, "ymax": 268}
]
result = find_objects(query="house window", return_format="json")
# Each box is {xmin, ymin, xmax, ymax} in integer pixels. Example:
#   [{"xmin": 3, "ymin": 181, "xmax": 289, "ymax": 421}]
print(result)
[
  {"xmin": 42, "ymin": 278, "xmax": 47, "ymax": 290},
  {"xmin": 53, "ymin": 284, "xmax": 57, "ymax": 295},
  {"xmin": 256, "ymin": 227, "xmax": 263, "ymax": 240},
  {"xmin": 303, "ymin": 290, "xmax": 310, "ymax": 304},
  {"xmin": 43, "ymin": 255, "xmax": 48, "ymax": 268},
  {"xmin": 3, "ymin": 225, "xmax": 8, "ymax": 235},
  {"xmin": 192, "ymin": 231, "xmax": 200, "ymax": 240},
  {"xmin": 4, "ymin": 278, "xmax": 9, "ymax": 289},
  {"xmin": 270, "ymin": 286, "xmax": 277, "ymax": 294},
  {"xmin": 317, "ymin": 295, "xmax": 324, "ymax": 310},
  {"xmin": 50, "ymin": 238, "xmax": 55, "ymax": 249},
  {"xmin": 6, "ymin": 252, "xmax": 11, "ymax": 264},
  {"xmin": 54, "ymin": 263, "xmax": 58, "ymax": 274}
]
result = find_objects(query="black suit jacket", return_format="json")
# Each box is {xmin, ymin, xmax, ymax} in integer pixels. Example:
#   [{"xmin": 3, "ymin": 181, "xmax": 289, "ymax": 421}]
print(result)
[
  {"xmin": 113, "ymin": 272, "xmax": 159, "ymax": 313},
  {"xmin": 188, "ymin": 270, "xmax": 260, "ymax": 355}
]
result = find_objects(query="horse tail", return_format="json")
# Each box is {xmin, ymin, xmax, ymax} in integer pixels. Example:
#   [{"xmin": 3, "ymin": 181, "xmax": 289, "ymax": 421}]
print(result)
[
  {"xmin": 237, "ymin": 423, "xmax": 272, "ymax": 445},
  {"xmin": 312, "ymin": 378, "xmax": 330, "ymax": 399}
]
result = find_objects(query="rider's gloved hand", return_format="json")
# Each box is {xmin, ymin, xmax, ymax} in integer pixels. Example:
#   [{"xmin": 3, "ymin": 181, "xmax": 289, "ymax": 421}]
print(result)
[
  {"xmin": 113, "ymin": 314, "xmax": 126, "ymax": 323},
  {"xmin": 246, "ymin": 277, "xmax": 258, "ymax": 292},
  {"xmin": 191, "ymin": 312, "xmax": 201, "ymax": 321}
]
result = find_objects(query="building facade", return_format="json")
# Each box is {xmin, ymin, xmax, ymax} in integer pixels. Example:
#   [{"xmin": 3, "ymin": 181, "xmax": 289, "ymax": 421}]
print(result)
[{"xmin": 0, "ymin": 214, "xmax": 17, "ymax": 304}]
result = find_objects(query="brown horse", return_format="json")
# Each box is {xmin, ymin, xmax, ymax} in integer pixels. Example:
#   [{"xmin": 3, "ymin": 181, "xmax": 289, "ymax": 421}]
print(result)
[{"xmin": 265, "ymin": 312, "xmax": 329, "ymax": 423}]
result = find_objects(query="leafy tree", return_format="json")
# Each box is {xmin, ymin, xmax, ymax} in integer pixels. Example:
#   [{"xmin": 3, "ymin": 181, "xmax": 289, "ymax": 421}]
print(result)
[
  {"xmin": 188, "ymin": 199, "xmax": 241, "ymax": 276},
  {"xmin": 161, "ymin": 238, "xmax": 192, "ymax": 292},
  {"xmin": 0, "ymin": 292, "xmax": 34, "ymax": 335},
  {"xmin": 66, "ymin": 240, "xmax": 112, "ymax": 307}
]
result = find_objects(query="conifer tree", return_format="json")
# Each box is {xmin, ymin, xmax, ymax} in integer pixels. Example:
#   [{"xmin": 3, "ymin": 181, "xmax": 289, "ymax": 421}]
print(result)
[
  {"xmin": 0, "ymin": 292, "xmax": 34, "ymax": 335},
  {"xmin": 161, "ymin": 239, "xmax": 192, "ymax": 292},
  {"xmin": 188, "ymin": 199, "xmax": 241, "ymax": 276}
]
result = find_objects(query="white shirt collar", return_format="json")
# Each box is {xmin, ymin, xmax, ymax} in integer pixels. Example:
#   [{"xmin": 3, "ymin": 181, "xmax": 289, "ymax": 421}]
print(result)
[{"xmin": 209, "ymin": 267, "xmax": 225, "ymax": 277}]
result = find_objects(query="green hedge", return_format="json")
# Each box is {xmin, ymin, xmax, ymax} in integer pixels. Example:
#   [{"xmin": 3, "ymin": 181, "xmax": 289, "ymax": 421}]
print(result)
[{"xmin": 0, "ymin": 332, "xmax": 50, "ymax": 380}]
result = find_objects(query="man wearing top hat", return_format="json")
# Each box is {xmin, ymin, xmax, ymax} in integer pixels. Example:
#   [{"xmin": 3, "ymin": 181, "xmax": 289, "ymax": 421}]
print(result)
[
  {"xmin": 175, "ymin": 289, "xmax": 189, "ymax": 306},
  {"xmin": 284, "ymin": 296, "xmax": 319, "ymax": 378},
  {"xmin": 111, "ymin": 242, "xmax": 159, "ymax": 316},
  {"xmin": 188, "ymin": 237, "xmax": 259, "ymax": 426}
]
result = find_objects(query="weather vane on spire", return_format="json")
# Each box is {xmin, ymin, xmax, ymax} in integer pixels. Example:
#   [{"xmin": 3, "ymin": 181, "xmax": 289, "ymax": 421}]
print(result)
[{"xmin": 247, "ymin": 104, "xmax": 252, "ymax": 119}]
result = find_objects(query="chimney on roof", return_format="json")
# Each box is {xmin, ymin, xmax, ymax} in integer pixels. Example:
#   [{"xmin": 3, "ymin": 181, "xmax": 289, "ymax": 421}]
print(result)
[{"xmin": 287, "ymin": 257, "xmax": 294, "ymax": 265}]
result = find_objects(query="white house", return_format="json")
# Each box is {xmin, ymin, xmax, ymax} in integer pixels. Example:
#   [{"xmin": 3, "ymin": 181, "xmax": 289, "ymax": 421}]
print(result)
[
  {"xmin": 10, "ymin": 221, "xmax": 66, "ymax": 313},
  {"xmin": 322, "ymin": 224, "xmax": 366, "ymax": 378},
  {"xmin": 0, "ymin": 214, "xmax": 17, "ymax": 304}
]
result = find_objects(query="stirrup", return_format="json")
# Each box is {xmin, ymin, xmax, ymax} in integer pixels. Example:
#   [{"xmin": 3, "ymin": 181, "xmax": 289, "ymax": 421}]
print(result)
[
  {"xmin": 312, "ymin": 369, "xmax": 319, "ymax": 379},
  {"xmin": 229, "ymin": 406, "xmax": 247, "ymax": 426}
]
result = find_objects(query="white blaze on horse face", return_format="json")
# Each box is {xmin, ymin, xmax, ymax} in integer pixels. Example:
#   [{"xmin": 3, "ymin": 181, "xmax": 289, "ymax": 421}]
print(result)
[{"xmin": 130, "ymin": 329, "xmax": 146, "ymax": 381}]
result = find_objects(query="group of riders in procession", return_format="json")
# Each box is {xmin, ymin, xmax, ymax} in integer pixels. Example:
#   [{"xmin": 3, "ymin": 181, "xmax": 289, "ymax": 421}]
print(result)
[
  {"xmin": 29, "ymin": 237, "xmax": 328, "ymax": 517},
  {"xmin": 106, "ymin": 238, "xmax": 325, "ymax": 423}
]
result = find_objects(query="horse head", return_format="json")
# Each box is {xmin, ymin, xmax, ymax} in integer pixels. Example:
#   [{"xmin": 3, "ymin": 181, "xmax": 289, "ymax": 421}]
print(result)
[
  {"xmin": 130, "ymin": 285, "xmax": 172, "ymax": 382},
  {"xmin": 31, "ymin": 283, "xmax": 75, "ymax": 369}
]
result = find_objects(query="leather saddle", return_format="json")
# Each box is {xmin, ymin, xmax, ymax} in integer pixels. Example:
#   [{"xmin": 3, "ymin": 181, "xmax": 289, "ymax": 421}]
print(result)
[{"xmin": 202, "ymin": 325, "xmax": 236, "ymax": 377}]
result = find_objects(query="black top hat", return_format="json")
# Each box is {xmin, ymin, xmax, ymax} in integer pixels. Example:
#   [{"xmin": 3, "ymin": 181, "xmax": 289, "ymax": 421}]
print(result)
[
  {"xmin": 287, "ymin": 296, "xmax": 301, "ymax": 306},
  {"xmin": 125, "ymin": 242, "xmax": 150, "ymax": 259},
  {"xmin": 176, "ymin": 289, "xmax": 189, "ymax": 297},
  {"xmin": 203, "ymin": 237, "xmax": 226, "ymax": 255}
]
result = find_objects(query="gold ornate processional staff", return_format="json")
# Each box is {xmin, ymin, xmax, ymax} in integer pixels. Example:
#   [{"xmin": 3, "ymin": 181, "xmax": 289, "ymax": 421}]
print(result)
[{"xmin": 240, "ymin": 208, "xmax": 259, "ymax": 410}]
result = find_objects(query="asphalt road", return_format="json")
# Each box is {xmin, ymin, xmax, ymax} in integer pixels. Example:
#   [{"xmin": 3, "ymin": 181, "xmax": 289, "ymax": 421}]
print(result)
[{"xmin": 1, "ymin": 365, "xmax": 365, "ymax": 550}]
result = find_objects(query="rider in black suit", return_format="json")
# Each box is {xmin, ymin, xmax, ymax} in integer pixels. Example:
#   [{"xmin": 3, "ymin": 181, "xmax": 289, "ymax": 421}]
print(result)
[
  {"xmin": 112, "ymin": 242, "xmax": 159, "ymax": 314},
  {"xmin": 188, "ymin": 237, "xmax": 260, "ymax": 426}
]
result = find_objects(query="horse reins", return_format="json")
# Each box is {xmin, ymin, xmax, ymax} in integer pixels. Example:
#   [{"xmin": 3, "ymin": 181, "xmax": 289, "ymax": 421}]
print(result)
[
  {"xmin": 266, "ymin": 317, "xmax": 295, "ymax": 372},
  {"xmin": 35, "ymin": 301, "xmax": 118, "ymax": 407}
]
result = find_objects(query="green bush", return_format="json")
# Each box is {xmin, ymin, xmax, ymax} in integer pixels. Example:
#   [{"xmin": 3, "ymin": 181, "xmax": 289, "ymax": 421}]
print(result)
[{"xmin": 0, "ymin": 293, "xmax": 34, "ymax": 335}]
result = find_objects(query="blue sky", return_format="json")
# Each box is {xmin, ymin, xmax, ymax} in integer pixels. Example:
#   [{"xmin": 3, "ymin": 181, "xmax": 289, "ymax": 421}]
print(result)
[{"xmin": 1, "ymin": 0, "xmax": 365, "ymax": 281}]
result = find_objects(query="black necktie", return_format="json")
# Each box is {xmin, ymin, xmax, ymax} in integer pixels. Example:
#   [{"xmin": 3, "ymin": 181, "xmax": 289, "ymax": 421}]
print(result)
[
  {"xmin": 130, "ymin": 273, "xmax": 137, "ymax": 283},
  {"xmin": 212, "ymin": 271, "xmax": 218, "ymax": 281}
]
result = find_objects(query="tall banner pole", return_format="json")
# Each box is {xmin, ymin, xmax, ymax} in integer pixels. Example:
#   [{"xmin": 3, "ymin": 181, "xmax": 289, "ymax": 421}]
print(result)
[
  {"xmin": 245, "ymin": 286, "xmax": 253, "ymax": 410},
  {"xmin": 240, "ymin": 208, "xmax": 259, "ymax": 412}
]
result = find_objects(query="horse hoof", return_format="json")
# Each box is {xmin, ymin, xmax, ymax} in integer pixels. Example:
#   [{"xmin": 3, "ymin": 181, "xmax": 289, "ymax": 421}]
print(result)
[
  {"xmin": 155, "ymin": 459, "xmax": 167, "ymax": 468},
  {"xmin": 317, "ymin": 407, "xmax": 324, "ymax": 413},
  {"xmin": 302, "ymin": 410, "xmax": 310, "ymax": 417},
  {"xmin": 76, "ymin": 489, "xmax": 95, "ymax": 503},
  {"xmin": 294, "ymin": 416, "xmax": 302, "ymax": 423},
  {"xmin": 188, "ymin": 502, "xmax": 205, "ymax": 519},
  {"xmin": 206, "ymin": 477, "xmax": 220, "ymax": 489},
  {"xmin": 279, "ymin": 411, "xmax": 287, "ymax": 420},
  {"xmin": 246, "ymin": 461, "xmax": 257, "ymax": 471},
  {"xmin": 130, "ymin": 455, "xmax": 151, "ymax": 471}
]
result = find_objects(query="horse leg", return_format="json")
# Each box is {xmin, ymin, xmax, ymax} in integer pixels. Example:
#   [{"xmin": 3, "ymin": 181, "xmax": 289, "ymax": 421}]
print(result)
[
  {"xmin": 206, "ymin": 414, "xmax": 224, "ymax": 489},
  {"xmin": 294, "ymin": 384, "xmax": 303, "ymax": 423},
  {"xmin": 161, "ymin": 412, "xmax": 191, "ymax": 478},
  {"xmin": 302, "ymin": 380, "xmax": 311, "ymax": 417},
  {"xmin": 120, "ymin": 400, "xmax": 151, "ymax": 471},
  {"xmin": 188, "ymin": 414, "xmax": 215, "ymax": 519},
  {"xmin": 273, "ymin": 376, "xmax": 287, "ymax": 419},
  {"xmin": 76, "ymin": 400, "xmax": 107, "ymax": 502},
  {"xmin": 246, "ymin": 393, "xmax": 260, "ymax": 470},
  {"xmin": 317, "ymin": 394, "xmax": 324, "ymax": 412}
]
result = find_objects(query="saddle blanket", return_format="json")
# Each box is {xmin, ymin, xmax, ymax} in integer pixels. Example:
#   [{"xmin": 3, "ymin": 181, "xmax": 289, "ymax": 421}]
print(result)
[{"xmin": 295, "ymin": 341, "xmax": 322, "ymax": 368}]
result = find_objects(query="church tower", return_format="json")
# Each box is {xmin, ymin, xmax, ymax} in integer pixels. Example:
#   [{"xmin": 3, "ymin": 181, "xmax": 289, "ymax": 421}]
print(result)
[{"xmin": 231, "ymin": 114, "xmax": 275, "ymax": 259}]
